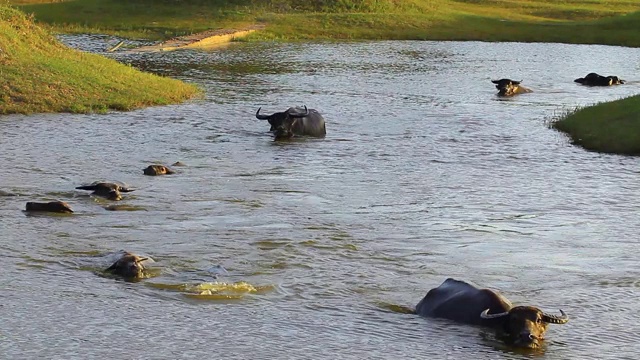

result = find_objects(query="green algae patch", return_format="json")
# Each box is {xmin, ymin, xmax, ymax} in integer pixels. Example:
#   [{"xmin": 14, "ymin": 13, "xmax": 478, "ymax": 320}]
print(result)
[
  {"xmin": 551, "ymin": 96, "xmax": 640, "ymax": 156},
  {"xmin": 148, "ymin": 281, "xmax": 274, "ymax": 300},
  {"xmin": 0, "ymin": 6, "xmax": 201, "ymax": 115}
]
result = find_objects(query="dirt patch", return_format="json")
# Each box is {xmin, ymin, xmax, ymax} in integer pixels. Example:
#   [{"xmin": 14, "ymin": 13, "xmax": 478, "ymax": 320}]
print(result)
[{"xmin": 129, "ymin": 24, "xmax": 265, "ymax": 52}]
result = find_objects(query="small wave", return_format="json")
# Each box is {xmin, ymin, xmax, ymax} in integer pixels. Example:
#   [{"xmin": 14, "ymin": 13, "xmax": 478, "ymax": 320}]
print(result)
[
  {"xmin": 0, "ymin": 190, "xmax": 19, "ymax": 197},
  {"xmin": 103, "ymin": 204, "xmax": 148, "ymax": 211}
]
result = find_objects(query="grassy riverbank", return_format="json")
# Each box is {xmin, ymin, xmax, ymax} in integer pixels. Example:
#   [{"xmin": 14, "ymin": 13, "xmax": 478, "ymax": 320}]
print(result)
[
  {"xmin": 0, "ymin": 6, "xmax": 200, "ymax": 115},
  {"xmin": 11, "ymin": 0, "xmax": 640, "ymax": 46},
  {"xmin": 551, "ymin": 96, "xmax": 640, "ymax": 155}
]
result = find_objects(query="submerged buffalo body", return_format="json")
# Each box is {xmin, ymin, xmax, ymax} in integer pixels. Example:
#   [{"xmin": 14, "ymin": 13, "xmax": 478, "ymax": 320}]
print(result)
[
  {"xmin": 25, "ymin": 201, "xmax": 73, "ymax": 214},
  {"xmin": 491, "ymin": 79, "xmax": 532, "ymax": 96},
  {"xmin": 255, "ymin": 106, "xmax": 326, "ymax": 140},
  {"xmin": 575, "ymin": 72, "xmax": 625, "ymax": 86},
  {"xmin": 415, "ymin": 278, "xmax": 568, "ymax": 349}
]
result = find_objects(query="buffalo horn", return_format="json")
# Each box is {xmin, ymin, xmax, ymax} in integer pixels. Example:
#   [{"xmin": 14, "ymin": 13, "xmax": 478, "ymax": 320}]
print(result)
[
  {"xmin": 542, "ymin": 309, "xmax": 569, "ymax": 324},
  {"xmin": 480, "ymin": 308, "xmax": 510, "ymax": 319},
  {"xmin": 290, "ymin": 105, "xmax": 309, "ymax": 118},
  {"xmin": 255, "ymin": 107, "xmax": 271, "ymax": 120}
]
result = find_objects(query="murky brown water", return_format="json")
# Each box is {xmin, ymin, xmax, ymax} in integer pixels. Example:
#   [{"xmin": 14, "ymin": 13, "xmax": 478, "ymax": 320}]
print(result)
[{"xmin": 2, "ymin": 38, "xmax": 640, "ymax": 359}]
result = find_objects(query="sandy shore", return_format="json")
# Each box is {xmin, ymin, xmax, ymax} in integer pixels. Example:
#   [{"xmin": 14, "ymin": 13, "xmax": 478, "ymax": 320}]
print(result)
[{"xmin": 128, "ymin": 24, "xmax": 265, "ymax": 52}]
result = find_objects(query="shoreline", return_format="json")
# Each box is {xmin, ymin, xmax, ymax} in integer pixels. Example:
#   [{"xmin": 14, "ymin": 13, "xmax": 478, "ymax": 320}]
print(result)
[{"xmin": 125, "ymin": 25, "xmax": 265, "ymax": 53}]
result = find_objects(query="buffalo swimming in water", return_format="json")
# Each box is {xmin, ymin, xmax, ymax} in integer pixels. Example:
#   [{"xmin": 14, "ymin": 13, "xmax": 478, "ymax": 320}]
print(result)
[
  {"xmin": 25, "ymin": 201, "xmax": 73, "ymax": 214},
  {"xmin": 143, "ymin": 164, "xmax": 175, "ymax": 176},
  {"xmin": 105, "ymin": 251, "xmax": 154, "ymax": 281},
  {"xmin": 491, "ymin": 79, "xmax": 533, "ymax": 97},
  {"xmin": 415, "ymin": 278, "xmax": 568, "ymax": 349},
  {"xmin": 574, "ymin": 72, "xmax": 625, "ymax": 86},
  {"xmin": 255, "ymin": 105, "xmax": 326, "ymax": 140},
  {"xmin": 76, "ymin": 182, "xmax": 135, "ymax": 201}
]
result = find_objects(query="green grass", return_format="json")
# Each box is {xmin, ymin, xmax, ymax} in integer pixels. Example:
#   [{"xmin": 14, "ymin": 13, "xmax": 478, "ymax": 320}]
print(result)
[
  {"xmin": 551, "ymin": 96, "xmax": 640, "ymax": 155},
  {"xmin": 9, "ymin": 0, "xmax": 640, "ymax": 45},
  {"xmin": 0, "ymin": 6, "xmax": 201, "ymax": 114}
]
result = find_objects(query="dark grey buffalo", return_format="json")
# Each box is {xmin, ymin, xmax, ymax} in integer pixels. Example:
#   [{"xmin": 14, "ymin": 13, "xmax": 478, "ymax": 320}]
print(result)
[
  {"xmin": 105, "ymin": 251, "xmax": 153, "ymax": 281},
  {"xmin": 255, "ymin": 105, "xmax": 326, "ymax": 140},
  {"xmin": 415, "ymin": 278, "xmax": 568, "ymax": 349},
  {"xmin": 76, "ymin": 182, "xmax": 134, "ymax": 201},
  {"xmin": 575, "ymin": 72, "xmax": 625, "ymax": 86},
  {"xmin": 143, "ymin": 164, "xmax": 175, "ymax": 176},
  {"xmin": 25, "ymin": 201, "xmax": 73, "ymax": 214},
  {"xmin": 491, "ymin": 79, "xmax": 532, "ymax": 96}
]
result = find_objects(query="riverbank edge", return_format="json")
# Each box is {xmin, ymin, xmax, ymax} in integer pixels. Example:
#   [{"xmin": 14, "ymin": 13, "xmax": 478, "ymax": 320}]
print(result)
[
  {"xmin": 128, "ymin": 25, "xmax": 265, "ymax": 53},
  {"xmin": 550, "ymin": 95, "xmax": 640, "ymax": 156},
  {"xmin": 0, "ymin": 6, "xmax": 202, "ymax": 116}
]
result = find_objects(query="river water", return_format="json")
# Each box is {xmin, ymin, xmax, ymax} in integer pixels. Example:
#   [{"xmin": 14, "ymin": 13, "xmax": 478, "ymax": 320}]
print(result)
[{"xmin": 1, "ymin": 38, "xmax": 640, "ymax": 359}]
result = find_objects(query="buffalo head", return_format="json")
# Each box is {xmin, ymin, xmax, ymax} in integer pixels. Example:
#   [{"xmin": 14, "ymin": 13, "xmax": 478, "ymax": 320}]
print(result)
[
  {"xmin": 491, "ymin": 79, "xmax": 531, "ymax": 96},
  {"xmin": 76, "ymin": 182, "xmax": 135, "ymax": 201},
  {"xmin": 105, "ymin": 252, "xmax": 149, "ymax": 280},
  {"xmin": 256, "ymin": 106, "xmax": 310, "ymax": 140},
  {"xmin": 480, "ymin": 306, "xmax": 568, "ymax": 349},
  {"xmin": 143, "ymin": 164, "xmax": 175, "ymax": 176},
  {"xmin": 608, "ymin": 76, "xmax": 625, "ymax": 85}
]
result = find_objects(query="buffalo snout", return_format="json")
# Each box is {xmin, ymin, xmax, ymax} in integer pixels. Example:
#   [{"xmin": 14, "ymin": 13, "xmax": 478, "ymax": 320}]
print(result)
[
  {"xmin": 514, "ymin": 331, "xmax": 542, "ymax": 349},
  {"xmin": 274, "ymin": 126, "xmax": 294, "ymax": 140}
]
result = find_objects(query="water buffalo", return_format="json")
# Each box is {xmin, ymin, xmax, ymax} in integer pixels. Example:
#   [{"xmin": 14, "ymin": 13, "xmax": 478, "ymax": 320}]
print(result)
[
  {"xmin": 25, "ymin": 201, "xmax": 73, "ymax": 213},
  {"xmin": 491, "ymin": 79, "xmax": 532, "ymax": 96},
  {"xmin": 105, "ymin": 252, "xmax": 153, "ymax": 280},
  {"xmin": 143, "ymin": 164, "xmax": 175, "ymax": 176},
  {"xmin": 255, "ymin": 105, "xmax": 326, "ymax": 140},
  {"xmin": 415, "ymin": 278, "xmax": 568, "ymax": 349},
  {"xmin": 575, "ymin": 72, "xmax": 625, "ymax": 86},
  {"xmin": 76, "ymin": 182, "xmax": 134, "ymax": 201}
]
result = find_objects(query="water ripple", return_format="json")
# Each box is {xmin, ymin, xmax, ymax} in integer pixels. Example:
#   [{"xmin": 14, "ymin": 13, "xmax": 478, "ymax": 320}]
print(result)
[{"xmin": 2, "ymin": 38, "xmax": 640, "ymax": 359}]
